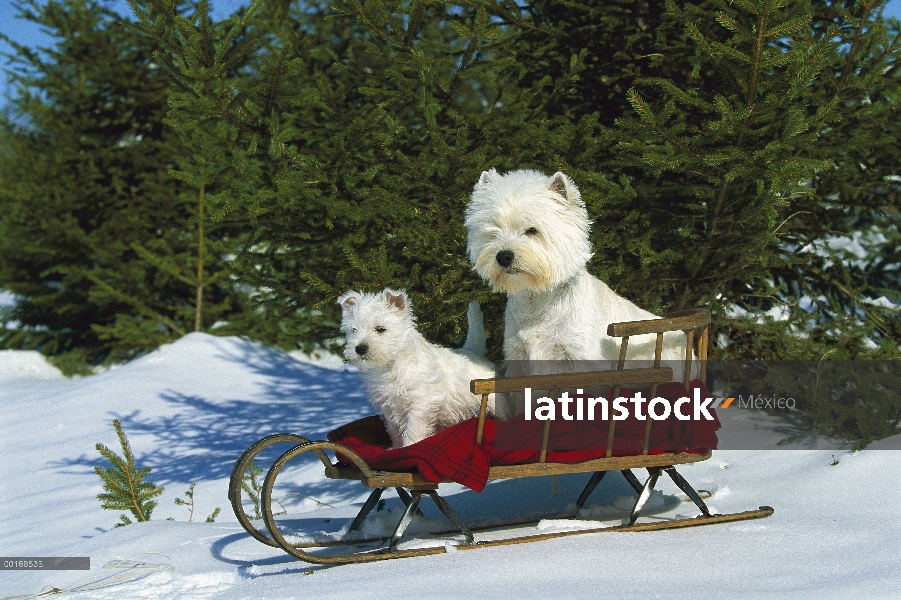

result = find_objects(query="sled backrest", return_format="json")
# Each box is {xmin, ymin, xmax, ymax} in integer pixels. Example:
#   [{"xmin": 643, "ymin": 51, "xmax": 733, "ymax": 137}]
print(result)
[
  {"xmin": 606, "ymin": 308, "xmax": 711, "ymax": 387},
  {"xmin": 470, "ymin": 308, "xmax": 711, "ymax": 461},
  {"xmin": 471, "ymin": 367, "xmax": 675, "ymax": 461}
]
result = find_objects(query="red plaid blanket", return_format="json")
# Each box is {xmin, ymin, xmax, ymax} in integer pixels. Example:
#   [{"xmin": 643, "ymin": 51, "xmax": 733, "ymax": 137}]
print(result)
[{"xmin": 328, "ymin": 380, "xmax": 719, "ymax": 492}]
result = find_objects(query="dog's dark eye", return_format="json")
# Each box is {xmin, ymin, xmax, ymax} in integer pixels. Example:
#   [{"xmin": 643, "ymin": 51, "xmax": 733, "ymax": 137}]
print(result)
[
  {"xmin": 525, "ymin": 227, "xmax": 539, "ymax": 236},
  {"xmin": 374, "ymin": 326, "xmax": 386, "ymax": 334}
]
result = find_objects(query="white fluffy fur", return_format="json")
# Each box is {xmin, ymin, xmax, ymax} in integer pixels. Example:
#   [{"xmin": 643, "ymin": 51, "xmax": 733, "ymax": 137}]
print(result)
[
  {"xmin": 338, "ymin": 289, "xmax": 495, "ymax": 448},
  {"xmin": 465, "ymin": 168, "xmax": 690, "ymax": 364}
]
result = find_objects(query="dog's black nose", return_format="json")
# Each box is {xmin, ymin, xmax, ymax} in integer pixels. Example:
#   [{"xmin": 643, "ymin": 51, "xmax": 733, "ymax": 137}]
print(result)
[
  {"xmin": 496, "ymin": 250, "xmax": 515, "ymax": 268},
  {"xmin": 355, "ymin": 344, "xmax": 368, "ymax": 356}
]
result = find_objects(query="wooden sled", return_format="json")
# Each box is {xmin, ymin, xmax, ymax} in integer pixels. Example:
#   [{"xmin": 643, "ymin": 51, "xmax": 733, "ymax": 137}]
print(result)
[{"xmin": 229, "ymin": 309, "xmax": 774, "ymax": 564}]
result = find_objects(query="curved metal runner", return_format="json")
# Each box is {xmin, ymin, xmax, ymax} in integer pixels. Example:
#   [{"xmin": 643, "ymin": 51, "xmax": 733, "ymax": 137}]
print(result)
[
  {"xmin": 228, "ymin": 434, "xmax": 425, "ymax": 551},
  {"xmin": 229, "ymin": 433, "xmax": 312, "ymax": 547},
  {"xmin": 260, "ymin": 441, "xmax": 454, "ymax": 564}
]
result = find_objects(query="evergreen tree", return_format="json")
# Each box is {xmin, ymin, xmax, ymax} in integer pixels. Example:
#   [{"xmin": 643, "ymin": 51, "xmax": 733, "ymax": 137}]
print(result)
[
  {"xmin": 0, "ymin": 0, "xmax": 259, "ymax": 367},
  {"xmin": 129, "ymin": 0, "xmax": 900, "ymax": 362},
  {"xmin": 129, "ymin": 0, "xmax": 582, "ymax": 355},
  {"xmin": 767, "ymin": 1, "xmax": 901, "ymax": 358},
  {"xmin": 487, "ymin": 0, "xmax": 901, "ymax": 358}
]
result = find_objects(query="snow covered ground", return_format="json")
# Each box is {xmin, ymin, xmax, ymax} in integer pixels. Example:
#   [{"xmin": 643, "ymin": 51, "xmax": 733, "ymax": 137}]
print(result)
[{"xmin": 1, "ymin": 333, "xmax": 899, "ymax": 599}]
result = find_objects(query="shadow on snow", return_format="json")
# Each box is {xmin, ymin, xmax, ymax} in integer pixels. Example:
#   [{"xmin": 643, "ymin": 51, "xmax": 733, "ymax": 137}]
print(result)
[{"xmin": 52, "ymin": 341, "xmax": 371, "ymax": 488}]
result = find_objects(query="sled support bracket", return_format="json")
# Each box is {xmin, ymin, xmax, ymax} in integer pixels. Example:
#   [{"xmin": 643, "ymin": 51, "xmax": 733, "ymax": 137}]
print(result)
[{"xmin": 389, "ymin": 490, "xmax": 475, "ymax": 550}]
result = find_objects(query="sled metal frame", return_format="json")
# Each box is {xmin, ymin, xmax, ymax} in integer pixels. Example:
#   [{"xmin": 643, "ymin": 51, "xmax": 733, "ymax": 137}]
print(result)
[{"xmin": 229, "ymin": 309, "xmax": 774, "ymax": 565}]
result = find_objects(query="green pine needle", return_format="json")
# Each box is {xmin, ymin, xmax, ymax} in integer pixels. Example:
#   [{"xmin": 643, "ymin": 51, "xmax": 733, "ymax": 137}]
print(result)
[{"xmin": 94, "ymin": 420, "xmax": 164, "ymax": 526}]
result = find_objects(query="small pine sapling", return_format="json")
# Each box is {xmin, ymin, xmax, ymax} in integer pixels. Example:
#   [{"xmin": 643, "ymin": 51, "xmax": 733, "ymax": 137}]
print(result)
[
  {"xmin": 174, "ymin": 482, "xmax": 197, "ymax": 522},
  {"xmin": 241, "ymin": 459, "xmax": 264, "ymax": 520},
  {"xmin": 174, "ymin": 482, "xmax": 221, "ymax": 523},
  {"xmin": 94, "ymin": 419, "xmax": 164, "ymax": 526},
  {"xmin": 241, "ymin": 460, "xmax": 290, "ymax": 518}
]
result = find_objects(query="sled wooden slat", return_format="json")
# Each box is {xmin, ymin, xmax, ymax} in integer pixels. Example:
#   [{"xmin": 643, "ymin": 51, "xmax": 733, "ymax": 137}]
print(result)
[
  {"xmin": 538, "ymin": 418, "xmax": 552, "ymax": 463},
  {"xmin": 698, "ymin": 323, "xmax": 709, "ymax": 382},
  {"xmin": 617, "ymin": 336, "xmax": 629, "ymax": 370},
  {"xmin": 470, "ymin": 366, "xmax": 674, "ymax": 395},
  {"xmin": 683, "ymin": 328, "xmax": 695, "ymax": 386},
  {"xmin": 475, "ymin": 393, "xmax": 490, "ymax": 444},
  {"xmin": 324, "ymin": 450, "xmax": 712, "ymax": 488},
  {"xmin": 607, "ymin": 310, "xmax": 711, "ymax": 337}
]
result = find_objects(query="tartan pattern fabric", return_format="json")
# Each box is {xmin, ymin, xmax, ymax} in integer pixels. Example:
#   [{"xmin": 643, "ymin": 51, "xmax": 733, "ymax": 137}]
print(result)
[
  {"xmin": 328, "ymin": 380, "xmax": 719, "ymax": 492},
  {"xmin": 327, "ymin": 414, "xmax": 491, "ymax": 491}
]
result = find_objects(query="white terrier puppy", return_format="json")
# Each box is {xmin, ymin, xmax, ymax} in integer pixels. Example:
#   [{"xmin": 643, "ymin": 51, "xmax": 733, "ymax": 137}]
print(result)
[
  {"xmin": 338, "ymin": 289, "xmax": 495, "ymax": 447},
  {"xmin": 465, "ymin": 168, "xmax": 689, "ymax": 364}
]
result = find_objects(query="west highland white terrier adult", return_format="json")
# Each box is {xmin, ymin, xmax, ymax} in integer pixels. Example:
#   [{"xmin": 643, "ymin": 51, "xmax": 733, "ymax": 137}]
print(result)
[
  {"xmin": 465, "ymin": 168, "xmax": 689, "ymax": 364},
  {"xmin": 338, "ymin": 289, "xmax": 495, "ymax": 448}
]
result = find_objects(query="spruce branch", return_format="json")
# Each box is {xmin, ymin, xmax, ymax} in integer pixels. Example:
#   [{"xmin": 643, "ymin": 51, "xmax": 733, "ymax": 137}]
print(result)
[
  {"xmin": 84, "ymin": 273, "xmax": 187, "ymax": 337},
  {"xmin": 94, "ymin": 419, "xmax": 164, "ymax": 526},
  {"xmin": 175, "ymin": 482, "xmax": 221, "ymax": 522}
]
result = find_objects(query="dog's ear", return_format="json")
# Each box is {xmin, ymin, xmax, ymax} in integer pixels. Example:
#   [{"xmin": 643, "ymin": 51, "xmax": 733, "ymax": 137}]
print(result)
[
  {"xmin": 337, "ymin": 291, "xmax": 361, "ymax": 311},
  {"xmin": 382, "ymin": 289, "xmax": 409, "ymax": 314},
  {"xmin": 548, "ymin": 171, "xmax": 582, "ymax": 206},
  {"xmin": 477, "ymin": 168, "xmax": 498, "ymax": 186}
]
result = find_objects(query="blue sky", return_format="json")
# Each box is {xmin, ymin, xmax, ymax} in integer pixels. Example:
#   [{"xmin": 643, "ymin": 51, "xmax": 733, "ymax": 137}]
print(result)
[{"xmin": 1, "ymin": 0, "xmax": 901, "ymax": 106}]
